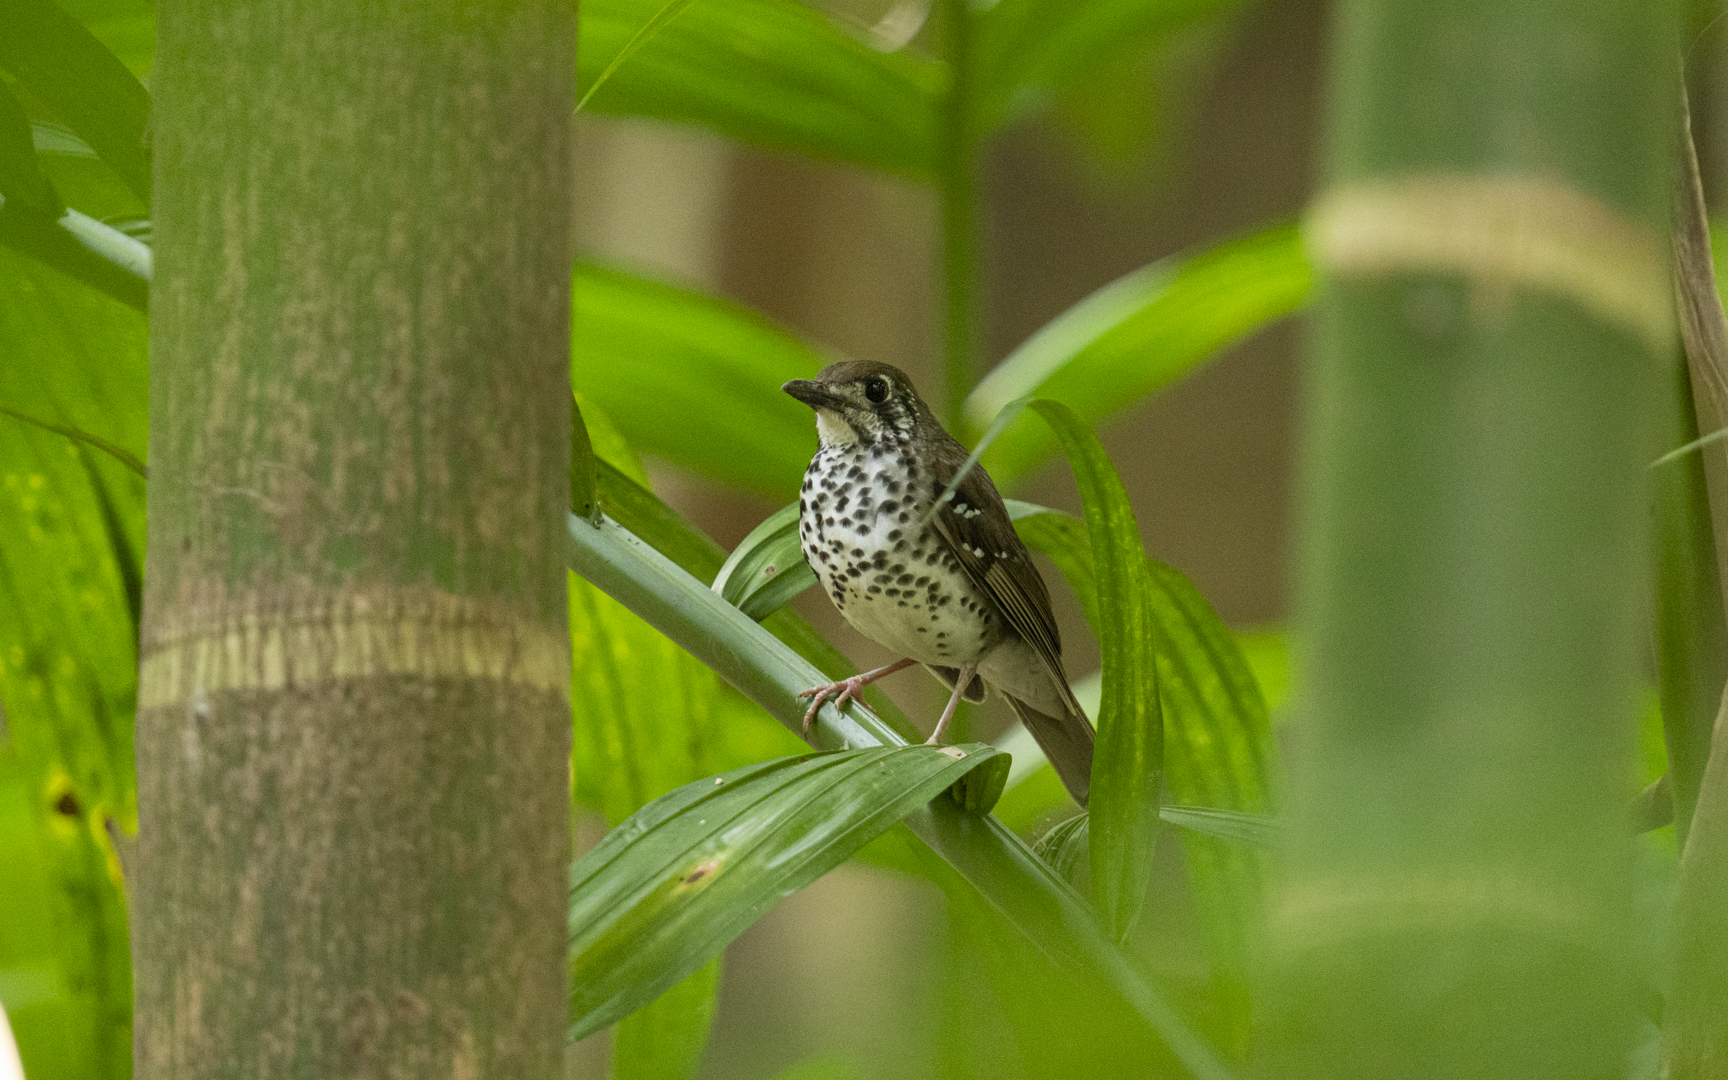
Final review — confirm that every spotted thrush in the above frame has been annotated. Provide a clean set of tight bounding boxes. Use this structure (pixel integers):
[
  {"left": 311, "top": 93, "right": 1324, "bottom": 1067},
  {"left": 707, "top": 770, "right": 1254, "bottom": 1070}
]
[{"left": 783, "top": 361, "right": 1097, "bottom": 806}]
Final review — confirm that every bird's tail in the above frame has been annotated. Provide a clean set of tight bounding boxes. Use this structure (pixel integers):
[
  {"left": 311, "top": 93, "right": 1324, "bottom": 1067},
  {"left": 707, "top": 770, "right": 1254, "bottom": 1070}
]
[{"left": 1005, "top": 693, "right": 1095, "bottom": 807}]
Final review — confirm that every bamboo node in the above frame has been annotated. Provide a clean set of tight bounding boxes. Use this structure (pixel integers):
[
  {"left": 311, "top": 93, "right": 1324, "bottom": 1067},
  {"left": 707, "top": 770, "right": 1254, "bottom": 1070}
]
[
  {"left": 137, "top": 585, "right": 569, "bottom": 708},
  {"left": 1307, "top": 173, "right": 1672, "bottom": 355}
]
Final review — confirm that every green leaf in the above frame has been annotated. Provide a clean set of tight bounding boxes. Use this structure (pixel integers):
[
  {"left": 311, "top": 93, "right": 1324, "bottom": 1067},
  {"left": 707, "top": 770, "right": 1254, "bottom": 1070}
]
[
  {"left": 611, "top": 955, "right": 720, "bottom": 1080},
  {"left": 571, "top": 261, "right": 824, "bottom": 497},
  {"left": 1033, "top": 812, "right": 1091, "bottom": 893},
  {"left": 711, "top": 501, "right": 817, "bottom": 620},
  {"left": 965, "top": 224, "right": 1312, "bottom": 485},
  {"left": 0, "top": 203, "right": 150, "bottom": 312},
  {"left": 970, "top": 0, "right": 1245, "bottom": 135},
  {"left": 569, "top": 743, "right": 1006, "bottom": 1040},
  {"left": 572, "top": 399, "right": 600, "bottom": 523},
  {"left": 0, "top": 243, "right": 144, "bottom": 1080},
  {"left": 1008, "top": 497, "right": 1271, "bottom": 1042},
  {"left": 566, "top": 510, "right": 1235, "bottom": 1080},
  {"left": 0, "top": 0, "right": 151, "bottom": 201},
  {"left": 1023, "top": 400, "right": 1161, "bottom": 944},
  {"left": 579, "top": 0, "right": 944, "bottom": 176},
  {"left": 0, "top": 82, "right": 63, "bottom": 216},
  {"left": 1158, "top": 805, "right": 1278, "bottom": 849}
]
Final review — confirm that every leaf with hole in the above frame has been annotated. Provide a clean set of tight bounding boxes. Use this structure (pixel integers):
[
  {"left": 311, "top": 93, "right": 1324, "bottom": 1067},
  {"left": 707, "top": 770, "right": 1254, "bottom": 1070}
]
[{"left": 568, "top": 743, "right": 1006, "bottom": 1040}]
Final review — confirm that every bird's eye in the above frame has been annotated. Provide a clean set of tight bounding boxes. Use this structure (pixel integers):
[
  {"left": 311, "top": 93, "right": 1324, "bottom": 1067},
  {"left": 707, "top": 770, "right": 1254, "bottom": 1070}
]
[{"left": 864, "top": 377, "right": 890, "bottom": 404}]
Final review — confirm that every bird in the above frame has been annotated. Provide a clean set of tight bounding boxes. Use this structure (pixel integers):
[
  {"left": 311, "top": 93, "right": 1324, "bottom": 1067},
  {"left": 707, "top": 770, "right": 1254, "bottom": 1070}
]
[{"left": 782, "top": 360, "right": 1096, "bottom": 806}]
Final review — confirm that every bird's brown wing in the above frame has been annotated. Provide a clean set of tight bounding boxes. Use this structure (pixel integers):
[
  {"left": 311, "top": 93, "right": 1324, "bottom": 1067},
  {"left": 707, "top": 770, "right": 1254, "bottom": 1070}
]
[{"left": 925, "top": 437, "right": 1086, "bottom": 718}]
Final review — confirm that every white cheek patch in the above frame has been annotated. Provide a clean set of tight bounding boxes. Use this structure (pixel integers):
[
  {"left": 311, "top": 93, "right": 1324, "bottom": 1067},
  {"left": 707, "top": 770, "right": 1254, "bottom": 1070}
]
[{"left": 815, "top": 409, "right": 857, "bottom": 447}]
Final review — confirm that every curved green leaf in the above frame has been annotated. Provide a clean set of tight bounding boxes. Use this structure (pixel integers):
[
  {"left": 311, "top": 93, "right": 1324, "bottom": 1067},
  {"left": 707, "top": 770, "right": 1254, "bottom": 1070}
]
[
  {"left": 0, "top": 82, "right": 63, "bottom": 217},
  {"left": 567, "top": 509, "right": 1236, "bottom": 1080},
  {"left": 579, "top": 0, "right": 943, "bottom": 176},
  {"left": 970, "top": 0, "right": 1243, "bottom": 135},
  {"left": 571, "top": 261, "right": 823, "bottom": 497},
  {"left": 0, "top": 0, "right": 150, "bottom": 201},
  {"left": 569, "top": 743, "right": 1005, "bottom": 1040},
  {"left": 711, "top": 501, "right": 816, "bottom": 620},
  {"left": 1024, "top": 400, "right": 1161, "bottom": 944},
  {"left": 965, "top": 224, "right": 1312, "bottom": 485},
  {"left": 1005, "top": 498, "right": 1272, "bottom": 1041}
]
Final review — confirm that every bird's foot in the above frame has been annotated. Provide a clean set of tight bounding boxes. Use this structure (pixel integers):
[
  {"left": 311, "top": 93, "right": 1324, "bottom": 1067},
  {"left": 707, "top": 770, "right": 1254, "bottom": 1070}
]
[
  {"left": 798, "top": 676, "right": 872, "bottom": 736},
  {"left": 795, "top": 657, "right": 919, "bottom": 737}
]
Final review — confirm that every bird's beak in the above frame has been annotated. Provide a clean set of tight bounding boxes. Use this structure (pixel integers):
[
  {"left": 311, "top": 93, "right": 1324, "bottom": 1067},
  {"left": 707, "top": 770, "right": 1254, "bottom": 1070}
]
[{"left": 782, "top": 379, "right": 850, "bottom": 412}]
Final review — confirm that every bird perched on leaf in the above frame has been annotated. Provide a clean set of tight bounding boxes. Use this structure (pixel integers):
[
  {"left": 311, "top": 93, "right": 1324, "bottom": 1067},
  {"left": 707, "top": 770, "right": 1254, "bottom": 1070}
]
[{"left": 783, "top": 361, "right": 1096, "bottom": 806}]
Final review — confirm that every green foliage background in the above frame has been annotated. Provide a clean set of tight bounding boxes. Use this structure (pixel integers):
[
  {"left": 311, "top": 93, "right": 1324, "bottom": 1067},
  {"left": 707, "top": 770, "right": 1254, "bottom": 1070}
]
[{"left": 0, "top": 0, "right": 1697, "bottom": 1079}]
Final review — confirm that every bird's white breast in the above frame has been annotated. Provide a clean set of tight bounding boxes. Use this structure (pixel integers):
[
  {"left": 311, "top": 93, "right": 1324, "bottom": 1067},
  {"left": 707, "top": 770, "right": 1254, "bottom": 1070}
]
[{"left": 797, "top": 439, "right": 995, "bottom": 667}]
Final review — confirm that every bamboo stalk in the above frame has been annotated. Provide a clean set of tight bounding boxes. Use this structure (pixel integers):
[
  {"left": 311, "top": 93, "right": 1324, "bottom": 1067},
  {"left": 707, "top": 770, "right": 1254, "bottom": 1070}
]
[
  {"left": 1264, "top": 2, "right": 1677, "bottom": 1077},
  {"left": 133, "top": 4, "right": 574, "bottom": 1076}
]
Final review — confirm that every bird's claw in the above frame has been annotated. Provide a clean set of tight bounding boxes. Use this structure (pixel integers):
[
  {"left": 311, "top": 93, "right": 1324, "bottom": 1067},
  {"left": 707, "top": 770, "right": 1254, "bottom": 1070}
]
[{"left": 797, "top": 676, "right": 868, "bottom": 736}]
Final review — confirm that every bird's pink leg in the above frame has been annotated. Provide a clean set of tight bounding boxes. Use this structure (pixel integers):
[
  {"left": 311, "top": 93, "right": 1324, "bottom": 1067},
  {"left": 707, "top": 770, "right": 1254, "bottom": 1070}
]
[
  {"left": 797, "top": 657, "right": 918, "bottom": 735},
  {"left": 925, "top": 664, "right": 977, "bottom": 746}
]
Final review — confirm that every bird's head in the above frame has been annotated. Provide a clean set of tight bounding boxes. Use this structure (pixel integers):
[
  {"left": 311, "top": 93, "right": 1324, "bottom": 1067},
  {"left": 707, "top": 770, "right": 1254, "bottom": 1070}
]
[{"left": 782, "top": 361, "right": 933, "bottom": 449}]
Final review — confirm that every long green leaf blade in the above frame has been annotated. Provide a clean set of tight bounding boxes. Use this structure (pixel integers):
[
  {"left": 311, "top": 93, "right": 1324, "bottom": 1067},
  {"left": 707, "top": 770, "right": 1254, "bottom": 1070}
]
[
  {"left": 579, "top": 0, "right": 943, "bottom": 176},
  {"left": 569, "top": 743, "right": 1005, "bottom": 1040},
  {"left": 965, "top": 225, "right": 1312, "bottom": 485},
  {"left": 0, "top": 0, "right": 151, "bottom": 201},
  {"left": 1025, "top": 400, "right": 1161, "bottom": 943},
  {"left": 1007, "top": 498, "right": 1272, "bottom": 1041},
  {"left": 571, "top": 261, "right": 823, "bottom": 497}
]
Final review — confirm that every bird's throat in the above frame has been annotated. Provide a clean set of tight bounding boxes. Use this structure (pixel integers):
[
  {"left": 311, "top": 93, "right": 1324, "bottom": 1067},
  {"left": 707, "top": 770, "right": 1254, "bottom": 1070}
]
[{"left": 815, "top": 409, "right": 859, "bottom": 448}]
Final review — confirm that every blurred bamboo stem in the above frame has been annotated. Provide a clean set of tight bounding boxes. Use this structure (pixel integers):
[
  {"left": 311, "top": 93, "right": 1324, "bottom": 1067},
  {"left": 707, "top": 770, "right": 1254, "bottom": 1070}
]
[
  {"left": 939, "top": 0, "right": 979, "bottom": 429},
  {"left": 1265, "top": 2, "right": 1675, "bottom": 1077}
]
